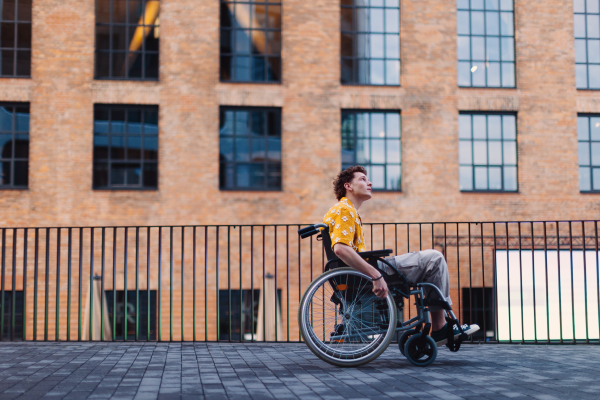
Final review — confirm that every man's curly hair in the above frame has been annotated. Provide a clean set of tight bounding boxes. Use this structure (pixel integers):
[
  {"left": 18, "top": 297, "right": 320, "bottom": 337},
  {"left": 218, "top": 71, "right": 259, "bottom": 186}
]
[{"left": 333, "top": 166, "right": 367, "bottom": 200}]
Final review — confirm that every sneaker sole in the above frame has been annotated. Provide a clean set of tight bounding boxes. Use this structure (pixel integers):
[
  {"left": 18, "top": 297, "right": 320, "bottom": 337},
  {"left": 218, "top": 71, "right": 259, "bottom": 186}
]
[{"left": 434, "top": 324, "right": 480, "bottom": 346}]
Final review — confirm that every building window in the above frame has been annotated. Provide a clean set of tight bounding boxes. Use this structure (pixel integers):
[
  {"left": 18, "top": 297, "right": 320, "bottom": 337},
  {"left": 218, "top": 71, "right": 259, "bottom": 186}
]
[
  {"left": 0, "top": 104, "right": 29, "bottom": 188},
  {"left": 105, "top": 290, "right": 157, "bottom": 340},
  {"left": 220, "top": 0, "right": 281, "bottom": 83},
  {"left": 1, "top": 291, "right": 24, "bottom": 341},
  {"left": 341, "top": 110, "right": 401, "bottom": 191},
  {"left": 0, "top": 0, "right": 31, "bottom": 77},
  {"left": 219, "top": 107, "right": 282, "bottom": 190},
  {"left": 459, "top": 113, "right": 517, "bottom": 192},
  {"left": 341, "top": 0, "right": 400, "bottom": 85},
  {"left": 93, "top": 105, "right": 158, "bottom": 189},
  {"left": 95, "top": 0, "right": 160, "bottom": 80},
  {"left": 457, "top": 0, "right": 515, "bottom": 88},
  {"left": 462, "top": 288, "right": 494, "bottom": 341},
  {"left": 577, "top": 114, "right": 600, "bottom": 191},
  {"left": 575, "top": 0, "right": 600, "bottom": 89}
]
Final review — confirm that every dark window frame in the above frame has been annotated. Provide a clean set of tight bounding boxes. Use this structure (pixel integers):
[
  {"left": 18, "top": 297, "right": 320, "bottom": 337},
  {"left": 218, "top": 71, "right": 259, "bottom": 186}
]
[
  {"left": 219, "top": 106, "right": 282, "bottom": 191},
  {"left": 93, "top": 104, "right": 159, "bottom": 190},
  {"left": 459, "top": 111, "right": 518, "bottom": 193},
  {"left": 0, "top": 0, "right": 32, "bottom": 78},
  {"left": 577, "top": 113, "right": 600, "bottom": 193},
  {"left": 341, "top": 109, "right": 402, "bottom": 192},
  {"left": 94, "top": 0, "right": 160, "bottom": 81},
  {"left": 104, "top": 289, "right": 158, "bottom": 341},
  {"left": 457, "top": 0, "right": 516, "bottom": 88},
  {"left": 1, "top": 290, "right": 24, "bottom": 341},
  {"left": 0, "top": 102, "right": 29, "bottom": 189},
  {"left": 340, "top": 0, "right": 401, "bottom": 86},
  {"left": 219, "top": 0, "right": 282, "bottom": 83},
  {"left": 574, "top": 0, "right": 600, "bottom": 90}
]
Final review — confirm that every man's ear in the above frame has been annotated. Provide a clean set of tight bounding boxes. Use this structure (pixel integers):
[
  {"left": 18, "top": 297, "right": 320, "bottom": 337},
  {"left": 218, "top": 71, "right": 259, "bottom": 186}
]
[{"left": 344, "top": 182, "right": 352, "bottom": 192}]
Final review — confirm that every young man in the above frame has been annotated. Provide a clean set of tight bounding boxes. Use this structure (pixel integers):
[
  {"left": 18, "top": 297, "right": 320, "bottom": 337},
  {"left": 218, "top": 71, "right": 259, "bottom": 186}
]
[{"left": 323, "top": 165, "right": 479, "bottom": 345}]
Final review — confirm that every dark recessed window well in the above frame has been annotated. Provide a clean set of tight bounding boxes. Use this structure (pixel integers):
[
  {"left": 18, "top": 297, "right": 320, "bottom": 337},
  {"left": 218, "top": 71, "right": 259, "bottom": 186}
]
[
  {"left": 577, "top": 114, "right": 600, "bottom": 192},
  {"left": 95, "top": 0, "right": 159, "bottom": 80},
  {"left": 105, "top": 290, "right": 157, "bottom": 340},
  {"left": 220, "top": 0, "right": 281, "bottom": 83},
  {"left": 459, "top": 112, "right": 517, "bottom": 192},
  {"left": 457, "top": 0, "right": 515, "bottom": 88},
  {"left": 0, "top": 0, "right": 31, "bottom": 77},
  {"left": 341, "top": 0, "right": 400, "bottom": 85},
  {"left": 219, "top": 107, "right": 282, "bottom": 190},
  {"left": 574, "top": 0, "right": 600, "bottom": 89},
  {"left": 0, "top": 103, "right": 29, "bottom": 188},
  {"left": 1, "top": 291, "right": 24, "bottom": 341},
  {"left": 341, "top": 110, "right": 401, "bottom": 191},
  {"left": 93, "top": 105, "right": 158, "bottom": 190}
]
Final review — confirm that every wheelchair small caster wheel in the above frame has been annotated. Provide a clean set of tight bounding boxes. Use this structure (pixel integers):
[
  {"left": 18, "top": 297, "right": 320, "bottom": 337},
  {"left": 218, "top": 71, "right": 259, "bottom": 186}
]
[
  {"left": 398, "top": 329, "right": 417, "bottom": 357},
  {"left": 404, "top": 334, "right": 437, "bottom": 367}
]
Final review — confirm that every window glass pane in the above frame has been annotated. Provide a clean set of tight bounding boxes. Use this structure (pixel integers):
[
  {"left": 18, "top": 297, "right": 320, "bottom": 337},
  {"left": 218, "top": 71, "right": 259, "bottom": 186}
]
[
  {"left": 16, "top": 23, "right": 31, "bottom": 49},
  {"left": 485, "top": 0, "right": 499, "bottom": 10},
  {"left": 458, "top": 0, "right": 470, "bottom": 8},
  {"left": 594, "top": 168, "right": 600, "bottom": 190},
  {"left": 251, "top": 138, "right": 266, "bottom": 161},
  {"left": 236, "top": 164, "right": 250, "bottom": 188},
  {"left": 220, "top": 110, "right": 235, "bottom": 135},
  {"left": 457, "top": 11, "right": 470, "bottom": 35},
  {"left": 341, "top": 7, "right": 353, "bottom": 31},
  {"left": 111, "top": 110, "right": 125, "bottom": 134},
  {"left": 471, "top": 36, "right": 485, "bottom": 60},
  {"left": 501, "top": 62, "right": 515, "bottom": 86},
  {"left": 13, "top": 160, "right": 27, "bottom": 186},
  {"left": 143, "top": 163, "right": 158, "bottom": 187},
  {"left": 385, "top": 9, "right": 399, "bottom": 33},
  {"left": 356, "top": 8, "right": 369, "bottom": 32},
  {"left": 143, "top": 111, "right": 158, "bottom": 134},
  {"left": 574, "top": 15, "right": 587, "bottom": 39},
  {"left": 110, "top": 136, "right": 125, "bottom": 160},
  {"left": 589, "top": 65, "right": 600, "bottom": 88},
  {"left": 503, "top": 141, "right": 517, "bottom": 164},
  {"left": 127, "top": 136, "right": 141, "bottom": 160},
  {"left": 0, "top": 134, "right": 11, "bottom": 157},
  {"left": 459, "top": 141, "right": 472, "bottom": 164},
  {"left": 0, "top": 107, "right": 12, "bottom": 131},
  {"left": 127, "top": 110, "right": 142, "bottom": 134},
  {"left": 459, "top": 114, "right": 472, "bottom": 138},
  {"left": 356, "top": 33, "right": 369, "bottom": 58},
  {"left": 386, "top": 139, "right": 400, "bottom": 163},
  {"left": 1, "top": 50, "right": 15, "bottom": 76},
  {"left": 369, "top": 59, "right": 385, "bottom": 84},
  {"left": 457, "top": 36, "right": 470, "bottom": 60},
  {"left": 576, "top": 64, "right": 588, "bottom": 88},
  {"left": 235, "top": 138, "right": 250, "bottom": 161},
  {"left": 371, "top": 139, "right": 385, "bottom": 163},
  {"left": 460, "top": 166, "right": 473, "bottom": 190},
  {"left": 385, "top": 60, "right": 400, "bottom": 84},
  {"left": 341, "top": 34, "right": 353, "bottom": 57},
  {"left": 370, "top": 8, "right": 384, "bottom": 32},
  {"left": 267, "top": 137, "right": 281, "bottom": 161},
  {"left": 488, "top": 167, "right": 502, "bottom": 190},
  {"left": 371, "top": 165, "right": 385, "bottom": 189},
  {"left": 473, "top": 115, "right": 487, "bottom": 139},
  {"left": 578, "top": 116, "right": 590, "bottom": 140},
  {"left": 588, "top": 39, "right": 600, "bottom": 63},
  {"left": 485, "top": 11, "right": 499, "bottom": 35},
  {"left": 267, "top": 164, "right": 281, "bottom": 188},
  {"left": 386, "top": 113, "right": 400, "bottom": 138},
  {"left": 488, "top": 141, "right": 502, "bottom": 165},
  {"left": 472, "top": 61, "right": 486, "bottom": 86},
  {"left": 143, "top": 137, "right": 158, "bottom": 160},
  {"left": 574, "top": 0, "right": 586, "bottom": 13},
  {"left": 502, "top": 115, "right": 516, "bottom": 139},
  {"left": 474, "top": 166, "right": 488, "bottom": 189},
  {"left": 357, "top": 59, "right": 369, "bottom": 83},
  {"left": 488, "top": 115, "right": 501, "bottom": 139},
  {"left": 371, "top": 33, "right": 384, "bottom": 58},
  {"left": 0, "top": 161, "right": 10, "bottom": 185},
  {"left": 14, "top": 108, "right": 28, "bottom": 131},
  {"left": 590, "top": 117, "right": 600, "bottom": 140},
  {"left": 385, "top": 34, "right": 399, "bottom": 58},
  {"left": 386, "top": 165, "right": 401, "bottom": 190},
  {"left": 588, "top": 0, "right": 600, "bottom": 13},
  {"left": 93, "top": 163, "right": 109, "bottom": 188},
  {"left": 267, "top": 6, "right": 281, "bottom": 29},
  {"left": 500, "top": 11, "right": 513, "bottom": 35},
  {"left": 356, "top": 139, "right": 370, "bottom": 163},
  {"left": 473, "top": 141, "right": 487, "bottom": 164},
  {"left": 500, "top": 37, "right": 514, "bottom": 61},
  {"left": 575, "top": 39, "right": 587, "bottom": 64},
  {"left": 471, "top": 11, "right": 484, "bottom": 35},
  {"left": 486, "top": 36, "right": 500, "bottom": 61},
  {"left": 487, "top": 62, "right": 501, "bottom": 86},
  {"left": 371, "top": 113, "right": 385, "bottom": 138},
  {"left": 471, "top": 0, "right": 484, "bottom": 10},
  {"left": 579, "top": 142, "right": 591, "bottom": 165},
  {"left": 588, "top": 15, "right": 600, "bottom": 39},
  {"left": 13, "top": 134, "right": 27, "bottom": 158},
  {"left": 357, "top": 113, "right": 369, "bottom": 137},
  {"left": 580, "top": 167, "right": 591, "bottom": 191},
  {"left": 458, "top": 61, "right": 471, "bottom": 86},
  {"left": 592, "top": 142, "right": 600, "bottom": 165}
]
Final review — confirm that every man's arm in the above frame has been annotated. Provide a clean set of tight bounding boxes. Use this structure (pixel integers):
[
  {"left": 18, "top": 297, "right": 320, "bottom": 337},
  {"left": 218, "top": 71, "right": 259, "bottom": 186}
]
[{"left": 333, "top": 243, "right": 388, "bottom": 299}]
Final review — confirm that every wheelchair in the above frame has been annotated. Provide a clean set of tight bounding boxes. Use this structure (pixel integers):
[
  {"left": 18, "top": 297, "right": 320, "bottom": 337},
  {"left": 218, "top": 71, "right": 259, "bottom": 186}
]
[{"left": 297, "top": 223, "right": 470, "bottom": 367}]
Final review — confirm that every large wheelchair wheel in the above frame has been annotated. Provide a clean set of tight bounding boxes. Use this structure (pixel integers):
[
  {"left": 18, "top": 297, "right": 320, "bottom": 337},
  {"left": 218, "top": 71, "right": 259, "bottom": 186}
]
[{"left": 298, "top": 267, "right": 397, "bottom": 367}]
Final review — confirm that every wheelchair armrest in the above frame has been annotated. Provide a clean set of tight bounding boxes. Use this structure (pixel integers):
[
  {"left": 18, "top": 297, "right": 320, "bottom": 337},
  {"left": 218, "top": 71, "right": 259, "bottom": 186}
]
[{"left": 357, "top": 249, "right": 393, "bottom": 259}]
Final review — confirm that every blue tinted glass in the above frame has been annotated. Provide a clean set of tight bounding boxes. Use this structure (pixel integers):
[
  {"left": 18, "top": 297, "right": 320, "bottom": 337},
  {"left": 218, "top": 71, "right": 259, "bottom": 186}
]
[
  {"left": 578, "top": 117, "right": 590, "bottom": 140},
  {"left": 471, "top": 11, "right": 485, "bottom": 35},
  {"left": 486, "top": 37, "right": 500, "bottom": 61},
  {"left": 500, "top": 12, "right": 513, "bottom": 35},
  {"left": 386, "top": 113, "right": 400, "bottom": 137},
  {"left": 0, "top": 107, "right": 12, "bottom": 131},
  {"left": 460, "top": 166, "right": 473, "bottom": 190},
  {"left": 580, "top": 167, "right": 591, "bottom": 191},
  {"left": 220, "top": 110, "right": 235, "bottom": 135},
  {"left": 457, "top": 11, "right": 470, "bottom": 35},
  {"left": 385, "top": 9, "right": 399, "bottom": 33},
  {"left": 14, "top": 108, "right": 29, "bottom": 132},
  {"left": 221, "top": 137, "right": 234, "bottom": 161},
  {"left": 235, "top": 138, "right": 249, "bottom": 161},
  {"left": 458, "top": 36, "right": 470, "bottom": 60},
  {"left": 579, "top": 142, "right": 591, "bottom": 165},
  {"left": 486, "top": 11, "right": 499, "bottom": 34}
]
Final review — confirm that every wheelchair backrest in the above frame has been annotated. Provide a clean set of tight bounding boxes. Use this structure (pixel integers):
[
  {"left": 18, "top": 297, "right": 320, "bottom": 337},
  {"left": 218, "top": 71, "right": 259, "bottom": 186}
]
[{"left": 319, "top": 226, "right": 338, "bottom": 262}]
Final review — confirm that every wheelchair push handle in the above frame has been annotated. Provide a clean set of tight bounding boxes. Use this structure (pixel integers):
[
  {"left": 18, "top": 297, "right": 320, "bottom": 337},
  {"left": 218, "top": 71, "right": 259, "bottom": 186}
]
[{"left": 298, "top": 223, "right": 327, "bottom": 239}]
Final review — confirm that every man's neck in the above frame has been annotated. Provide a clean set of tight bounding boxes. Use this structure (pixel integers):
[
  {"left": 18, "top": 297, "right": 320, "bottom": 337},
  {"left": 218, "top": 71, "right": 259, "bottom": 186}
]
[{"left": 344, "top": 193, "right": 364, "bottom": 210}]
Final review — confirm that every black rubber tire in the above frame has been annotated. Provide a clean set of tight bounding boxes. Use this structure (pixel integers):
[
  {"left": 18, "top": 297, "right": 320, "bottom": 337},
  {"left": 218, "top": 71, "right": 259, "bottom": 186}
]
[
  {"left": 398, "top": 329, "right": 417, "bottom": 357},
  {"left": 404, "top": 334, "right": 437, "bottom": 367}
]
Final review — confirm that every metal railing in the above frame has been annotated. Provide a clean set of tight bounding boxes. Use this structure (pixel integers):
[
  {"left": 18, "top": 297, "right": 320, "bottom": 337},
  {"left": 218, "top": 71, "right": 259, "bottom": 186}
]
[{"left": 0, "top": 221, "right": 598, "bottom": 344}]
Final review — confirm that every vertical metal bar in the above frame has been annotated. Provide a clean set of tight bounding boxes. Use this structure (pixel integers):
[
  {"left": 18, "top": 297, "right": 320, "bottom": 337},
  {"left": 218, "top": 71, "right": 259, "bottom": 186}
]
[
  {"left": 112, "top": 229, "right": 117, "bottom": 342},
  {"left": 518, "top": 223, "right": 524, "bottom": 343},
  {"left": 136, "top": 227, "right": 139, "bottom": 341},
  {"left": 181, "top": 226, "right": 185, "bottom": 341},
  {"left": 407, "top": 224, "right": 410, "bottom": 320},
  {"left": 505, "top": 222, "right": 511, "bottom": 343},
  {"left": 158, "top": 227, "right": 162, "bottom": 341},
  {"left": 569, "top": 221, "right": 575, "bottom": 342},
  {"left": 12, "top": 229, "right": 17, "bottom": 341},
  {"left": 530, "top": 222, "right": 536, "bottom": 343},
  {"left": 204, "top": 226, "right": 208, "bottom": 342},
  {"left": 216, "top": 226, "right": 220, "bottom": 341},
  {"left": 297, "top": 225, "right": 301, "bottom": 342},
  {"left": 227, "top": 227, "right": 231, "bottom": 342},
  {"left": 286, "top": 226, "right": 289, "bottom": 342},
  {"left": 90, "top": 228, "right": 94, "bottom": 340},
  {"left": 22, "top": 229, "right": 28, "bottom": 341},
  {"left": 480, "top": 223, "right": 485, "bottom": 344},
  {"left": 124, "top": 227, "right": 128, "bottom": 341},
  {"left": 169, "top": 227, "right": 173, "bottom": 342},
  {"left": 44, "top": 229, "right": 49, "bottom": 341},
  {"left": 101, "top": 228, "right": 105, "bottom": 342},
  {"left": 556, "top": 221, "right": 563, "bottom": 343},
  {"left": 468, "top": 223, "right": 472, "bottom": 343},
  {"left": 274, "top": 226, "right": 278, "bottom": 342},
  {"left": 34, "top": 229, "right": 39, "bottom": 341},
  {"left": 262, "top": 226, "right": 265, "bottom": 341},
  {"left": 67, "top": 229, "right": 71, "bottom": 341},
  {"left": 239, "top": 227, "right": 243, "bottom": 342},
  {"left": 1, "top": 229, "right": 5, "bottom": 341},
  {"left": 147, "top": 228, "right": 151, "bottom": 341},
  {"left": 251, "top": 227, "right": 255, "bottom": 341},
  {"left": 78, "top": 228, "right": 83, "bottom": 341},
  {"left": 582, "top": 221, "right": 589, "bottom": 343},
  {"left": 595, "top": 220, "right": 599, "bottom": 344},
  {"left": 457, "top": 223, "right": 461, "bottom": 331},
  {"left": 193, "top": 227, "right": 196, "bottom": 342},
  {"left": 543, "top": 222, "right": 549, "bottom": 343},
  {"left": 54, "top": 229, "right": 59, "bottom": 341},
  {"left": 492, "top": 223, "right": 497, "bottom": 342}
]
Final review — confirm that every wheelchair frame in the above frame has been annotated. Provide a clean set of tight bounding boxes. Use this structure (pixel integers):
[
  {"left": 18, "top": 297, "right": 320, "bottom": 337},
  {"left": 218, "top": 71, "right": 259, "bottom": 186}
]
[{"left": 298, "top": 223, "right": 469, "bottom": 366}]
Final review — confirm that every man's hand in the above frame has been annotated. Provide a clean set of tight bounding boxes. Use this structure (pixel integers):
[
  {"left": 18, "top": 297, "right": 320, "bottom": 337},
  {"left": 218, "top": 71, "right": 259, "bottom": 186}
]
[{"left": 372, "top": 277, "right": 388, "bottom": 299}]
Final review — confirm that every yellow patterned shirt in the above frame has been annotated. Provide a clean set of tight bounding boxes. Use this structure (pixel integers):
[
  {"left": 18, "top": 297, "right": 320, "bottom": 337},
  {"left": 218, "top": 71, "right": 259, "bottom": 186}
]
[{"left": 322, "top": 197, "right": 366, "bottom": 253}]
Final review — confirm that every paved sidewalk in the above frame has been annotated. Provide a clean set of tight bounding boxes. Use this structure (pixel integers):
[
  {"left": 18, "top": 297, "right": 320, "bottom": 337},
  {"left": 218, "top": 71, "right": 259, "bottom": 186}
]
[{"left": 0, "top": 342, "right": 598, "bottom": 400}]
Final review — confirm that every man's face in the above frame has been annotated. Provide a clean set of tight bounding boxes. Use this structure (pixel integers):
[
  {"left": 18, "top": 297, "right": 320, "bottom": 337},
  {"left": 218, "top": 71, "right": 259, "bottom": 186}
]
[{"left": 345, "top": 172, "right": 372, "bottom": 200}]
